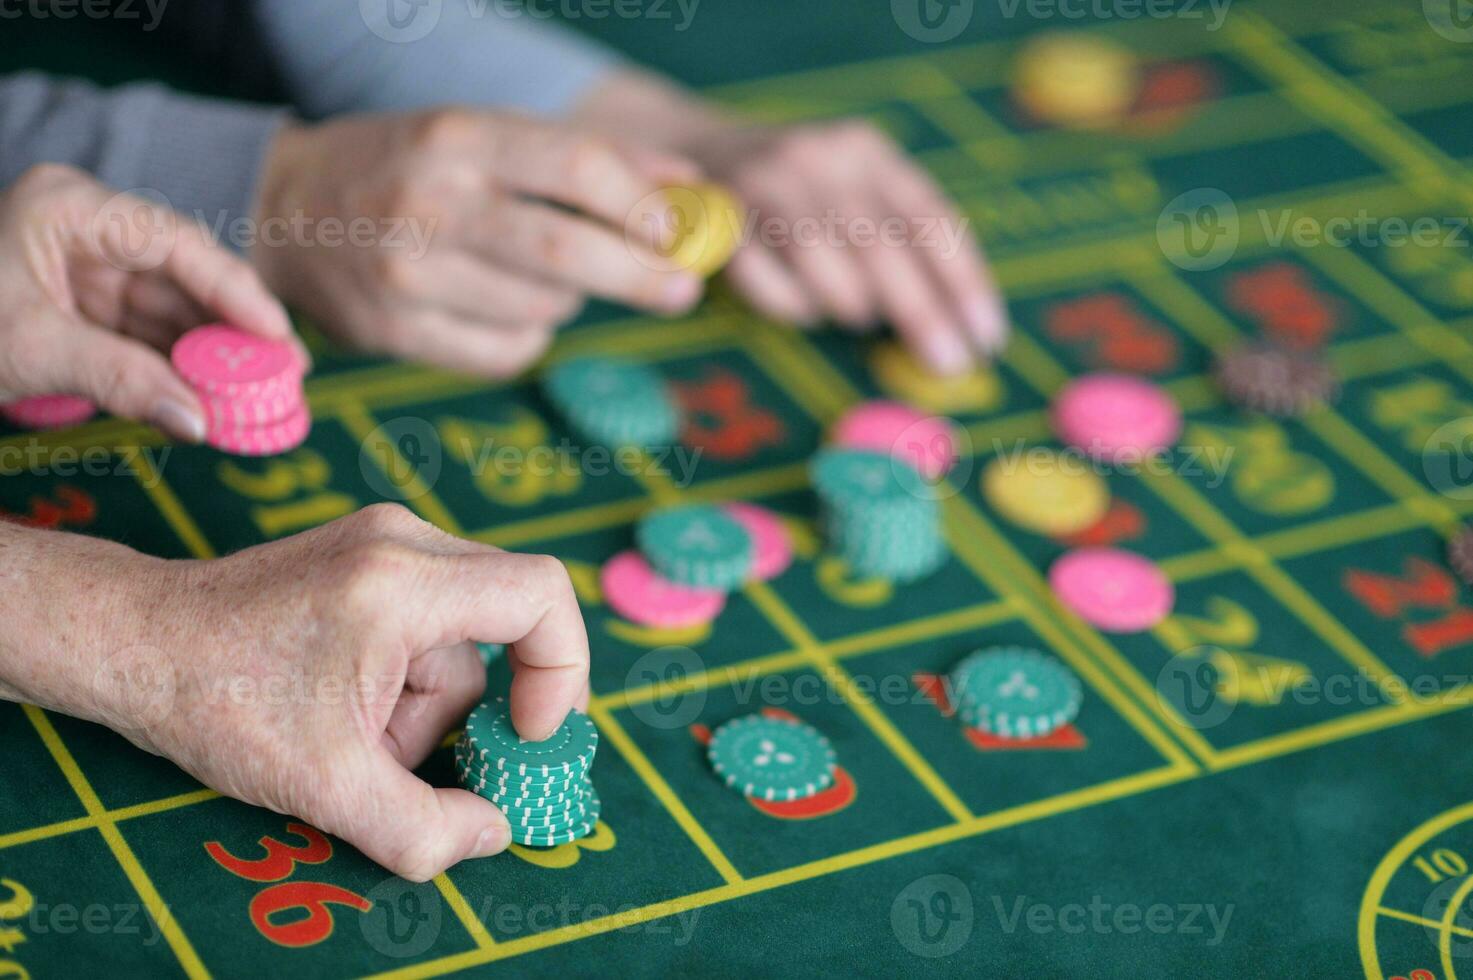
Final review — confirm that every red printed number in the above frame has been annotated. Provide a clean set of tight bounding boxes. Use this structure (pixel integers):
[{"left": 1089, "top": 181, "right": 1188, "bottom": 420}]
[
  {"left": 250, "top": 882, "right": 371, "bottom": 948},
  {"left": 205, "top": 823, "right": 333, "bottom": 883}
]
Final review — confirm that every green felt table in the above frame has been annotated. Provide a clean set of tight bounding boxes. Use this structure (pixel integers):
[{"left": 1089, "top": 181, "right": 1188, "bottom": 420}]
[{"left": 4, "top": 1, "right": 1473, "bottom": 977}]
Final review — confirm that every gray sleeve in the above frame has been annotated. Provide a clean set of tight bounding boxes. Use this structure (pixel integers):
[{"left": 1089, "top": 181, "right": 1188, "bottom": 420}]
[
  {"left": 0, "top": 74, "right": 287, "bottom": 238},
  {"left": 248, "top": 0, "right": 620, "bottom": 119}
]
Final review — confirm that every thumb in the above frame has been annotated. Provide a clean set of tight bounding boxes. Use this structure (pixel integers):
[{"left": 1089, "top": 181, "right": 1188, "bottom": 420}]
[
  {"left": 44, "top": 311, "right": 207, "bottom": 442},
  {"left": 322, "top": 747, "right": 510, "bottom": 882}
]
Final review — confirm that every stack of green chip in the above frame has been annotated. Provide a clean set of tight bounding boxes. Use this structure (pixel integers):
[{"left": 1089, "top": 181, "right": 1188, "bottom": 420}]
[
  {"left": 810, "top": 448, "right": 946, "bottom": 583},
  {"left": 541, "top": 357, "right": 680, "bottom": 448},
  {"left": 455, "top": 697, "right": 601, "bottom": 847},
  {"left": 636, "top": 503, "right": 753, "bottom": 590},
  {"left": 949, "top": 647, "right": 1083, "bottom": 739}
]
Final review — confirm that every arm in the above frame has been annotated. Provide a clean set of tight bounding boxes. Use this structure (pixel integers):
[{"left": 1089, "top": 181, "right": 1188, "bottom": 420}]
[
  {"left": 246, "top": 0, "right": 619, "bottom": 119},
  {"left": 0, "top": 73, "right": 288, "bottom": 245}
]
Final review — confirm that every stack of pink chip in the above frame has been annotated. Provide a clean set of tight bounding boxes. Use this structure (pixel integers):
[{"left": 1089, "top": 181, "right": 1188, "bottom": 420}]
[
  {"left": 171, "top": 324, "right": 311, "bottom": 456},
  {"left": 0, "top": 395, "right": 97, "bottom": 431}
]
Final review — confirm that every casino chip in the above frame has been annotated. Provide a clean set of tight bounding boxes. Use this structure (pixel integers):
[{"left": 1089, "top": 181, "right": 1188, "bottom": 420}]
[
  {"left": 601, "top": 550, "right": 727, "bottom": 628},
  {"left": 830, "top": 400, "right": 959, "bottom": 480},
  {"left": 664, "top": 182, "right": 742, "bottom": 279},
  {"left": 811, "top": 448, "right": 947, "bottom": 583},
  {"left": 723, "top": 502, "right": 794, "bottom": 581},
  {"left": 707, "top": 714, "right": 837, "bottom": 802},
  {"left": 476, "top": 643, "right": 506, "bottom": 666},
  {"left": 0, "top": 395, "right": 96, "bottom": 431},
  {"left": 1012, "top": 33, "right": 1140, "bottom": 130},
  {"left": 456, "top": 698, "right": 602, "bottom": 848},
  {"left": 1214, "top": 342, "right": 1339, "bottom": 417},
  {"left": 1449, "top": 526, "right": 1473, "bottom": 587},
  {"left": 950, "top": 647, "right": 1083, "bottom": 739},
  {"left": 1049, "top": 547, "right": 1174, "bottom": 633},
  {"left": 1052, "top": 373, "right": 1181, "bottom": 465},
  {"left": 638, "top": 503, "right": 754, "bottom": 590},
  {"left": 981, "top": 450, "right": 1109, "bottom": 536},
  {"left": 542, "top": 357, "right": 680, "bottom": 449},
  {"left": 171, "top": 324, "right": 310, "bottom": 456}
]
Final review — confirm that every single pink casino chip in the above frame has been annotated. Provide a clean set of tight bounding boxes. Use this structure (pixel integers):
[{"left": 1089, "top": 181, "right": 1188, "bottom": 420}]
[
  {"left": 723, "top": 502, "right": 794, "bottom": 581},
  {"left": 206, "top": 403, "right": 312, "bottom": 457},
  {"left": 1051, "top": 373, "right": 1181, "bottom": 464},
  {"left": 171, "top": 324, "right": 306, "bottom": 398},
  {"left": 1049, "top": 547, "right": 1174, "bottom": 633},
  {"left": 601, "top": 550, "right": 727, "bottom": 629},
  {"left": 831, "top": 400, "right": 958, "bottom": 480},
  {"left": 0, "top": 395, "right": 96, "bottom": 430}
]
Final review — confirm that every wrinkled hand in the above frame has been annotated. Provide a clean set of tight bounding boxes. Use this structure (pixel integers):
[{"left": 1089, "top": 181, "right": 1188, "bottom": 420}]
[
  {"left": 253, "top": 109, "right": 706, "bottom": 378},
  {"left": 83, "top": 505, "right": 590, "bottom": 880},
  {"left": 692, "top": 121, "right": 1007, "bottom": 375},
  {"left": 0, "top": 164, "right": 295, "bottom": 440}
]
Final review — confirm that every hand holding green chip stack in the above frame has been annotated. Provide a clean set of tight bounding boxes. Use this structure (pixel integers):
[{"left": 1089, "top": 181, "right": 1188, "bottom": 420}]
[
  {"left": 810, "top": 447, "right": 946, "bottom": 583},
  {"left": 541, "top": 356, "right": 681, "bottom": 449},
  {"left": 456, "top": 697, "right": 601, "bottom": 847}
]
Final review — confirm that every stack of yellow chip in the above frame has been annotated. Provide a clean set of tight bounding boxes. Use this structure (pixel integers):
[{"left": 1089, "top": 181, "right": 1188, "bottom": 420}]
[
  {"left": 663, "top": 182, "right": 742, "bottom": 278},
  {"left": 1012, "top": 33, "right": 1141, "bottom": 130}
]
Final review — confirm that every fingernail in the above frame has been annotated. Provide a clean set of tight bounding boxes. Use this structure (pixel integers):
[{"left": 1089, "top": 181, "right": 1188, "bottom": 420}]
[
  {"left": 152, "top": 398, "right": 206, "bottom": 443},
  {"left": 663, "top": 275, "right": 703, "bottom": 312},
  {"left": 965, "top": 298, "right": 1009, "bottom": 353},
  {"left": 471, "top": 822, "right": 510, "bottom": 859},
  {"left": 921, "top": 330, "right": 972, "bottom": 377}
]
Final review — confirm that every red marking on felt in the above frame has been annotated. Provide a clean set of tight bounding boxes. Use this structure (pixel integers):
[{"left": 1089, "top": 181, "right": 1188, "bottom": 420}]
[
  {"left": 1045, "top": 293, "right": 1179, "bottom": 375},
  {"left": 672, "top": 369, "right": 785, "bottom": 461},
  {"left": 913, "top": 672, "right": 954, "bottom": 717},
  {"left": 1060, "top": 500, "right": 1146, "bottom": 548},
  {"left": 1225, "top": 262, "right": 1339, "bottom": 350},
  {"left": 1405, "top": 609, "right": 1473, "bottom": 658},
  {"left": 748, "top": 766, "right": 857, "bottom": 820},
  {"left": 1344, "top": 558, "right": 1458, "bottom": 618},
  {"left": 966, "top": 725, "right": 1087, "bottom": 751}
]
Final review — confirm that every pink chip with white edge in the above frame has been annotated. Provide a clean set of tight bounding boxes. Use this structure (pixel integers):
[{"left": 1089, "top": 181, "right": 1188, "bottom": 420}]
[
  {"left": 723, "top": 502, "right": 793, "bottom": 581},
  {"left": 0, "top": 395, "right": 96, "bottom": 430},
  {"left": 601, "top": 550, "right": 726, "bottom": 629},
  {"left": 206, "top": 404, "right": 311, "bottom": 457},
  {"left": 1048, "top": 547, "right": 1174, "bottom": 633},
  {"left": 1052, "top": 373, "right": 1181, "bottom": 464},
  {"left": 831, "top": 400, "right": 958, "bottom": 479},
  {"left": 171, "top": 324, "right": 305, "bottom": 398}
]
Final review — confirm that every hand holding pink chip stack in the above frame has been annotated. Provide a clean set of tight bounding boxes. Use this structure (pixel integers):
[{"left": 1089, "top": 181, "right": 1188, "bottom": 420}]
[{"left": 170, "top": 324, "right": 311, "bottom": 456}]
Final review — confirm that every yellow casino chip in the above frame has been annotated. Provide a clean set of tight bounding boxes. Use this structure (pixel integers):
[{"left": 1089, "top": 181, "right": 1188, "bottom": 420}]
[
  {"left": 982, "top": 450, "right": 1109, "bottom": 536},
  {"left": 664, "top": 182, "right": 742, "bottom": 278},
  {"left": 1012, "top": 33, "right": 1140, "bottom": 130}
]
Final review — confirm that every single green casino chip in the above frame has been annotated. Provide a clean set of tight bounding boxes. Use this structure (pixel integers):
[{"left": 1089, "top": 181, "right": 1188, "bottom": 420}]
[
  {"left": 707, "top": 714, "right": 836, "bottom": 802},
  {"left": 950, "top": 647, "right": 1083, "bottom": 739},
  {"left": 542, "top": 357, "right": 679, "bottom": 448},
  {"left": 637, "top": 503, "right": 754, "bottom": 590},
  {"left": 810, "top": 448, "right": 930, "bottom": 509},
  {"left": 462, "top": 698, "right": 599, "bottom": 777}
]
